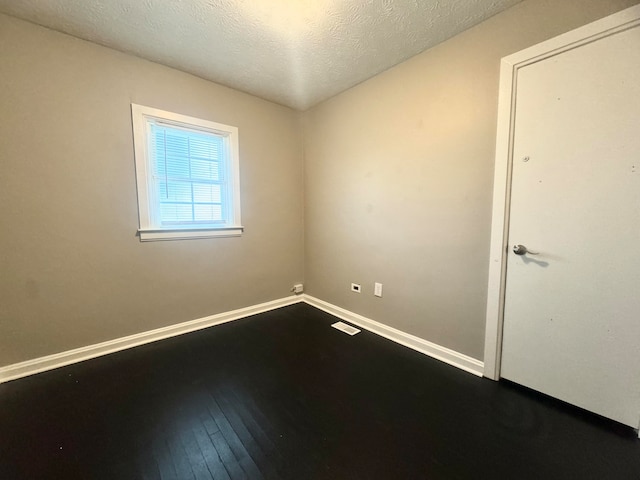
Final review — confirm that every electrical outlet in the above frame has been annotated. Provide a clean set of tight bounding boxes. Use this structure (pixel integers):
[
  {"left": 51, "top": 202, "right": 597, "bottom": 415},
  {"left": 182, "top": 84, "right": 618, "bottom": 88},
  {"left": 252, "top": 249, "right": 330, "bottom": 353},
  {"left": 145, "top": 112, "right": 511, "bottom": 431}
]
[
  {"left": 351, "top": 283, "right": 361, "bottom": 293},
  {"left": 292, "top": 283, "right": 304, "bottom": 294},
  {"left": 374, "top": 282, "right": 383, "bottom": 297}
]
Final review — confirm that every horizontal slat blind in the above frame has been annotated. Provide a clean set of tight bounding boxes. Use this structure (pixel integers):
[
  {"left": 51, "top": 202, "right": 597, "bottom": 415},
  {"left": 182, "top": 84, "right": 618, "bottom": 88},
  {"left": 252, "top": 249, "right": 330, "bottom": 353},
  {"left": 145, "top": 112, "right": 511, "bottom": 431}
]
[{"left": 149, "top": 122, "right": 227, "bottom": 226}]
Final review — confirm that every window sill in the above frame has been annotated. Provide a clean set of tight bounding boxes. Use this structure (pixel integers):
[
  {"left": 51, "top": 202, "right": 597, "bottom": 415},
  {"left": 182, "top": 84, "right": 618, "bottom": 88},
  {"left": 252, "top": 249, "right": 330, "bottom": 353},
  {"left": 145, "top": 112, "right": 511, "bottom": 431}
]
[{"left": 138, "top": 227, "right": 244, "bottom": 242}]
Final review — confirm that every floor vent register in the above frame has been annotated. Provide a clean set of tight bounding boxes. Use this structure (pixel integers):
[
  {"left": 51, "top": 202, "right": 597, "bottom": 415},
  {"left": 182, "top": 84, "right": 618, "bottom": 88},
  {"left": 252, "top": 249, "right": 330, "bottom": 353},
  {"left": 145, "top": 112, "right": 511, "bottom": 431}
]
[{"left": 331, "top": 321, "right": 361, "bottom": 336}]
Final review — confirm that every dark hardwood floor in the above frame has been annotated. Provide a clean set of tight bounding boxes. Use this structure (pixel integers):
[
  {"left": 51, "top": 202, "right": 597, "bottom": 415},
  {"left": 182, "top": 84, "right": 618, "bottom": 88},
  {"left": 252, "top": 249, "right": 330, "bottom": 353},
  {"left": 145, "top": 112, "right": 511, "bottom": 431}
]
[{"left": 1, "top": 303, "right": 638, "bottom": 479}]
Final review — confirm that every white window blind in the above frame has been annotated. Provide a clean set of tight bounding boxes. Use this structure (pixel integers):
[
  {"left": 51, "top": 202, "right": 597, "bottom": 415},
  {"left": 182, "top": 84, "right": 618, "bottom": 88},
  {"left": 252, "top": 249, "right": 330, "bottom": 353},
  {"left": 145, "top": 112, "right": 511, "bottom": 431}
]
[
  {"left": 150, "top": 122, "right": 228, "bottom": 226},
  {"left": 132, "top": 104, "right": 242, "bottom": 241}
]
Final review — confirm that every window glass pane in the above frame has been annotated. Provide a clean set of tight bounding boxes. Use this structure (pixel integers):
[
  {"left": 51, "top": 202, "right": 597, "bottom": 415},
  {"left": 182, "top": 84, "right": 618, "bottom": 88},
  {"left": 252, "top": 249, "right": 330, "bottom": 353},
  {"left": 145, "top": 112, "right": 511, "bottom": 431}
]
[
  {"left": 160, "top": 203, "right": 193, "bottom": 223},
  {"left": 194, "top": 204, "right": 223, "bottom": 222},
  {"left": 193, "top": 183, "right": 221, "bottom": 203},
  {"left": 190, "top": 135, "right": 223, "bottom": 160},
  {"left": 164, "top": 154, "right": 191, "bottom": 179},
  {"left": 164, "top": 131, "right": 189, "bottom": 156},
  {"left": 190, "top": 159, "right": 220, "bottom": 181},
  {"left": 158, "top": 181, "right": 193, "bottom": 202}
]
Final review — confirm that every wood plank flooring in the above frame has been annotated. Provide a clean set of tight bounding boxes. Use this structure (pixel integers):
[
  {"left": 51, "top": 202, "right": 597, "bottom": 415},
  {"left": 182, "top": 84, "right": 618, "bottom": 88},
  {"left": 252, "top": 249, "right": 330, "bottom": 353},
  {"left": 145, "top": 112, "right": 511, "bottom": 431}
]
[{"left": 1, "top": 303, "right": 638, "bottom": 479}]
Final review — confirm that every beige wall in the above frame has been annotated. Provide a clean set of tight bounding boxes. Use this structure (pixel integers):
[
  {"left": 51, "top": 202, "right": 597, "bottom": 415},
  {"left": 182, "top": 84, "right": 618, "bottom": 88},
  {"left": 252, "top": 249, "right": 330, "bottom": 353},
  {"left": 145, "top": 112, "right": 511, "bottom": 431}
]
[
  {"left": 303, "top": 0, "right": 639, "bottom": 360},
  {"left": 0, "top": 14, "right": 304, "bottom": 366}
]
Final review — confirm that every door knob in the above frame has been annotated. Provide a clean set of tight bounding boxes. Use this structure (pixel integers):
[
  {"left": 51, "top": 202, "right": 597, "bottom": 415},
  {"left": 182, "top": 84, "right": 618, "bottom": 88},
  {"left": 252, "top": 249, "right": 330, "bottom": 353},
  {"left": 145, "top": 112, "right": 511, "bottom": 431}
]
[{"left": 513, "top": 244, "right": 538, "bottom": 255}]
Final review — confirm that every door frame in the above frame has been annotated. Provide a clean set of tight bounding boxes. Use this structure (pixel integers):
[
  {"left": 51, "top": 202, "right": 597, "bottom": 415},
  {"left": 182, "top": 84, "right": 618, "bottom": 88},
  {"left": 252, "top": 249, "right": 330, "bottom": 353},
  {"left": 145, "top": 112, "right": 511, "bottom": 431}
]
[{"left": 483, "top": 4, "right": 640, "bottom": 381}]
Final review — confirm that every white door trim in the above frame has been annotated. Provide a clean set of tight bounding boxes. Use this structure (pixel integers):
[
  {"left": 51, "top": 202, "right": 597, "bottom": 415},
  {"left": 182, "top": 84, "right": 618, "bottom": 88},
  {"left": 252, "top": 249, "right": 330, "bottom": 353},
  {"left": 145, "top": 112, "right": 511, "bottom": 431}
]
[{"left": 483, "top": 4, "right": 640, "bottom": 380}]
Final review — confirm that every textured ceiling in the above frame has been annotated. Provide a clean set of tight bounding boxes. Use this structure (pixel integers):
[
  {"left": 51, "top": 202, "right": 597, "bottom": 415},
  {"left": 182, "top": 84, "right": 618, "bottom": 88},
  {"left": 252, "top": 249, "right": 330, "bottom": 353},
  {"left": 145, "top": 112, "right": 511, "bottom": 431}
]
[{"left": 0, "top": 0, "right": 522, "bottom": 110}]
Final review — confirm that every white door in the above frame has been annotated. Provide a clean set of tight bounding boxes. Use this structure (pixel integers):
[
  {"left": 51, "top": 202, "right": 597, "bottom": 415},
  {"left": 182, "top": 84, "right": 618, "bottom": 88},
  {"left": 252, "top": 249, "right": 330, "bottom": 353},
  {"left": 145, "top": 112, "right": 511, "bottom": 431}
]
[{"left": 500, "top": 23, "right": 640, "bottom": 427}]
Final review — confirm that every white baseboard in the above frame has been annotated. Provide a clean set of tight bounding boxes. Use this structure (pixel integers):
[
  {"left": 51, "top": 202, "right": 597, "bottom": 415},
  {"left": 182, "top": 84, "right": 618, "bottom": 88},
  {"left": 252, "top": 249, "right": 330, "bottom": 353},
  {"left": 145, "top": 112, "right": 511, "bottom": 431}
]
[
  {"left": 1, "top": 294, "right": 483, "bottom": 383},
  {"left": 0, "top": 295, "right": 303, "bottom": 384},
  {"left": 303, "top": 295, "right": 484, "bottom": 377}
]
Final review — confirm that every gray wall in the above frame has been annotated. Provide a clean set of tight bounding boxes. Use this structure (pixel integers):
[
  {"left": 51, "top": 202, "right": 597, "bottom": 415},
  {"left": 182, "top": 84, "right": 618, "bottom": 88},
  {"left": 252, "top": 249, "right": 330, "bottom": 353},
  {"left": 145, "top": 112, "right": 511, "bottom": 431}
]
[
  {"left": 0, "top": 14, "right": 304, "bottom": 366},
  {"left": 303, "top": 0, "right": 639, "bottom": 361},
  {"left": 2, "top": 0, "right": 637, "bottom": 369}
]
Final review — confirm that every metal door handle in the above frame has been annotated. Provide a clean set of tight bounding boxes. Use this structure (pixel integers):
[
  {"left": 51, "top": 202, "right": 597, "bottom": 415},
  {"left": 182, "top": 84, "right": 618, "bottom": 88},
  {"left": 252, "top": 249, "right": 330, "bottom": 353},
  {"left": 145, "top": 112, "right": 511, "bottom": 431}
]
[{"left": 513, "top": 244, "right": 538, "bottom": 255}]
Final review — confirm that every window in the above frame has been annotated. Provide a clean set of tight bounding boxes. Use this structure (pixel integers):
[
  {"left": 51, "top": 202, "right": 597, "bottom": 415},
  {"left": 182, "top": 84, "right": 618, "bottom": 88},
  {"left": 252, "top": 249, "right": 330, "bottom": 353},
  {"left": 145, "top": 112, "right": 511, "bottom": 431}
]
[{"left": 131, "top": 104, "right": 242, "bottom": 241}]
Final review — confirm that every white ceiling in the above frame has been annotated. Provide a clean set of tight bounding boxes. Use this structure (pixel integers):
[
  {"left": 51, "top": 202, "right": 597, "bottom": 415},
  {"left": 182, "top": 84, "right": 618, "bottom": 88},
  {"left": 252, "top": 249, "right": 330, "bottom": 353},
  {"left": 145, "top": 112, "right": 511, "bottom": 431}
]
[{"left": 0, "top": 0, "right": 522, "bottom": 110}]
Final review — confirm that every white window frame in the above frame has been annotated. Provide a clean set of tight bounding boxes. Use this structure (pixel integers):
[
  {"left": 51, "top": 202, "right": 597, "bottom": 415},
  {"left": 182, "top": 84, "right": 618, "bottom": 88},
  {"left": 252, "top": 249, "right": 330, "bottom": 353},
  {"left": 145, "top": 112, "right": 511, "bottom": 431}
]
[{"left": 131, "top": 104, "right": 243, "bottom": 241}]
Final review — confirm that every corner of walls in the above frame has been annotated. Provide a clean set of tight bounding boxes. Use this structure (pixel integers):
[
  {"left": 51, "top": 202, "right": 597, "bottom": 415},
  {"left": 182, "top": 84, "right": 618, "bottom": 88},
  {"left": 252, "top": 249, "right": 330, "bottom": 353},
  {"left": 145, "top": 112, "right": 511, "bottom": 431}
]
[
  {"left": 0, "top": 296, "right": 304, "bottom": 384},
  {"left": 297, "top": 0, "right": 640, "bottom": 372},
  {"left": 0, "top": 14, "right": 305, "bottom": 367},
  {"left": 303, "top": 295, "right": 484, "bottom": 377},
  {"left": 298, "top": 110, "right": 308, "bottom": 290},
  {"left": 0, "top": 294, "right": 483, "bottom": 384}
]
